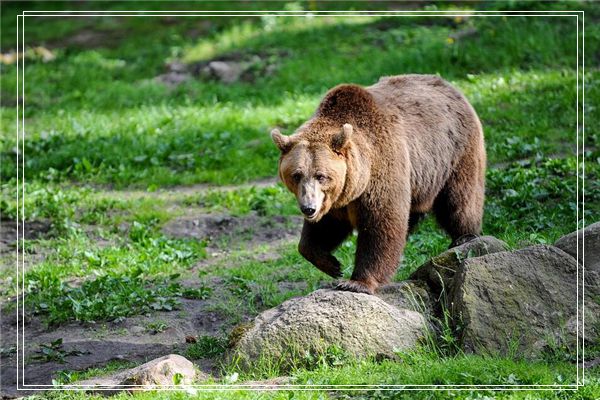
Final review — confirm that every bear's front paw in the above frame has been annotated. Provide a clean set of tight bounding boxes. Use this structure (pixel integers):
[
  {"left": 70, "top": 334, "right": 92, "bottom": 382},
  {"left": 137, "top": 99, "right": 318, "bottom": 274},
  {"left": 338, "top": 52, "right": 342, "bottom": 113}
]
[
  {"left": 320, "top": 255, "right": 342, "bottom": 278},
  {"left": 336, "top": 280, "right": 374, "bottom": 295}
]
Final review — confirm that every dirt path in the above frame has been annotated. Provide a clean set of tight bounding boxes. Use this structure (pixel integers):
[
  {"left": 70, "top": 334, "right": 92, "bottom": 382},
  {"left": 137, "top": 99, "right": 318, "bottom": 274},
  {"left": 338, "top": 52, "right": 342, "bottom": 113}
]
[{"left": 91, "top": 177, "right": 278, "bottom": 202}]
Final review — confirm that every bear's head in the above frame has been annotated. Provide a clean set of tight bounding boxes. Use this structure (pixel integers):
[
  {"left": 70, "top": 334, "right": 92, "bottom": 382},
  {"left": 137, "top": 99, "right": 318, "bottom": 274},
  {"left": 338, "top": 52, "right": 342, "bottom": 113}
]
[
  {"left": 271, "top": 84, "right": 378, "bottom": 222},
  {"left": 271, "top": 123, "right": 355, "bottom": 223}
]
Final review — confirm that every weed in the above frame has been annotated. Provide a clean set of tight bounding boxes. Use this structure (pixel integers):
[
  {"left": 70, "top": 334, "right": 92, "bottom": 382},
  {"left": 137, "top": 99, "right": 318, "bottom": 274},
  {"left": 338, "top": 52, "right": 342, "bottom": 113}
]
[
  {"left": 25, "top": 269, "right": 195, "bottom": 324},
  {"left": 181, "top": 285, "right": 213, "bottom": 300},
  {"left": 145, "top": 320, "right": 169, "bottom": 334},
  {"left": 54, "top": 360, "right": 138, "bottom": 384},
  {"left": 32, "top": 339, "right": 86, "bottom": 364}
]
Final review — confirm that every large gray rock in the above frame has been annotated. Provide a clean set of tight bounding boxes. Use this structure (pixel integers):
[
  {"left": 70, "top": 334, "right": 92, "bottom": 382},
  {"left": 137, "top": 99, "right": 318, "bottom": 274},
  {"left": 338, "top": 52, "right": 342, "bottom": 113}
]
[
  {"left": 555, "top": 221, "right": 600, "bottom": 273},
  {"left": 553, "top": 222, "right": 599, "bottom": 307},
  {"left": 234, "top": 289, "right": 428, "bottom": 365},
  {"left": 410, "top": 236, "right": 508, "bottom": 295},
  {"left": 376, "top": 280, "right": 433, "bottom": 314},
  {"left": 452, "top": 245, "right": 599, "bottom": 358}
]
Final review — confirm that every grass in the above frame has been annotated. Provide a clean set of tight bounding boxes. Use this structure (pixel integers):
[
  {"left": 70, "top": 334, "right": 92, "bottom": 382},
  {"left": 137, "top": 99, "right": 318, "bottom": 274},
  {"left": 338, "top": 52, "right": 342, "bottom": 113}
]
[
  {"left": 184, "top": 335, "right": 229, "bottom": 360},
  {"left": 1, "top": 3, "right": 598, "bottom": 187},
  {"left": 1, "top": 0, "right": 599, "bottom": 398}
]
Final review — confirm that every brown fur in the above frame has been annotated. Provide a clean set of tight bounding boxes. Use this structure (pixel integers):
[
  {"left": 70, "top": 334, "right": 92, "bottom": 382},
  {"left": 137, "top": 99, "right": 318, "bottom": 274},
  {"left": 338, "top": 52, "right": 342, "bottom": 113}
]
[{"left": 272, "top": 74, "right": 486, "bottom": 294}]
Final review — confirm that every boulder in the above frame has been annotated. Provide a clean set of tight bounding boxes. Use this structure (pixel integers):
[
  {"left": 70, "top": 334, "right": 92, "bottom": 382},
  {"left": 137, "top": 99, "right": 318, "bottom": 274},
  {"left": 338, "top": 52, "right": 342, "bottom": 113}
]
[
  {"left": 554, "top": 221, "right": 600, "bottom": 274},
  {"left": 78, "top": 354, "right": 203, "bottom": 392},
  {"left": 410, "top": 236, "right": 508, "bottom": 296},
  {"left": 452, "top": 245, "right": 599, "bottom": 358},
  {"left": 234, "top": 289, "right": 428, "bottom": 366},
  {"left": 376, "top": 280, "right": 433, "bottom": 314}
]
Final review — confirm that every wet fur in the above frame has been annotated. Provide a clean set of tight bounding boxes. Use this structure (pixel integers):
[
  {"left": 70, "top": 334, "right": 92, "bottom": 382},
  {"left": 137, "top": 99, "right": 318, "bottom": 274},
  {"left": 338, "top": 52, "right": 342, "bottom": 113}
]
[{"left": 276, "top": 74, "right": 486, "bottom": 294}]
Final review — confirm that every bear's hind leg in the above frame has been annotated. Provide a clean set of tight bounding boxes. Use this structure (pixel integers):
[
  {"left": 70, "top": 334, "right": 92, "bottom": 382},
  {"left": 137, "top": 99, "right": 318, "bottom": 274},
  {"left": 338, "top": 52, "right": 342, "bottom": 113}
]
[
  {"left": 299, "top": 215, "right": 353, "bottom": 278},
  {"left": 408, "top": 212, "right": 425, "bottom": 236},
  {"left": 433, "top": 144, "right": 485, "bottom": 246}
]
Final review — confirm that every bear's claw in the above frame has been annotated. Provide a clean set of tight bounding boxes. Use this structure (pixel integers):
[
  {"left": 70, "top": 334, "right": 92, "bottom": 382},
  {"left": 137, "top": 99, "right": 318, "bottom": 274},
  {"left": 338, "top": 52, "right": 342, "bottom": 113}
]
[
  {"left": 326, "top": 268, "right": 343, "bottom": 279},
  {"left": 335, "top": 280, "right": 374, "bottom": 295}
]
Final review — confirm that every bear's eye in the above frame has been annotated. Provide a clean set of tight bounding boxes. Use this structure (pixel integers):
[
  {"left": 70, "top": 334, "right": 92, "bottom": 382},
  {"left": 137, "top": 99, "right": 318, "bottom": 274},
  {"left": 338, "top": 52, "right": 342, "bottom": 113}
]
[
  {"left": 315, "top": 174, "right": 328, "bottom": 183},
  {"left": 292, "top": 172, "right": 303, "bottom": 183}
]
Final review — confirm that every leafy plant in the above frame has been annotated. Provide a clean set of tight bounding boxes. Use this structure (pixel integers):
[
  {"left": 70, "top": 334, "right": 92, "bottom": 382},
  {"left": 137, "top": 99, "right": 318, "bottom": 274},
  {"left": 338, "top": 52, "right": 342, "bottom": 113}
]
[
  {"left": 145, "top": 321, "right": 169, "bottom": 334},
  {"left": 32, "top": 339, "right": 85, "bottom": 364},
  {"left": 26, "top": 269, "right": 191, "bottom": 324}
]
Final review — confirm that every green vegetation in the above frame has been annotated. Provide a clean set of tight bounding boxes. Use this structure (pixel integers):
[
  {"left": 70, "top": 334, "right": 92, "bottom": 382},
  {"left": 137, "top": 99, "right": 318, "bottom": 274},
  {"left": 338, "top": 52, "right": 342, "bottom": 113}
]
[
  {"left": 185, "top": 335, "right": 229, "bottom": 359},
  {"left": 26, "top": 269, "right": 191, "bottom": 325},
  {"left": 31, "top": 339, "right": 85, "bottom": 364},
  {"left": 1, "top": 0, "right": 598, "bottom": 398}
]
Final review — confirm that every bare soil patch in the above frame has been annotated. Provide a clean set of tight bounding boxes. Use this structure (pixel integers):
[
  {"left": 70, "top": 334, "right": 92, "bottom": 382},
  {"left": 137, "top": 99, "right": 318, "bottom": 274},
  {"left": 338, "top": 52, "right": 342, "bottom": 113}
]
[
  {"left": 162, "top": 212, "right": 302, "bottom": 253},
  {"left": 92, "top": 176, "right": 278, "bottom": 202},
  {"left": 0, "top": 219, "right": 52, "bottom": 253},
  {"left": 0, "top": 295, "right": 237, "bottom": 398}
]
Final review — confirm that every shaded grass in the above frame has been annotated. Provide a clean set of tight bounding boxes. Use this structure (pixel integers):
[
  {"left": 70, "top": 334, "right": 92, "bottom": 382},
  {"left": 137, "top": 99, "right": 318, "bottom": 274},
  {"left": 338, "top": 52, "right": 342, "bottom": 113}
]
[{"left": 1, "top": 5, "right": 597, "bottom": 187}]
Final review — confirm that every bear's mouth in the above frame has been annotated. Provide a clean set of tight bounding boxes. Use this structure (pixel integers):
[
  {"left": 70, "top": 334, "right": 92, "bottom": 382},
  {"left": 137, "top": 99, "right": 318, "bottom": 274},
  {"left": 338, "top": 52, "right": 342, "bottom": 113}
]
[{"left": 304, "top": 213, "right": 318, "bottom": 222}]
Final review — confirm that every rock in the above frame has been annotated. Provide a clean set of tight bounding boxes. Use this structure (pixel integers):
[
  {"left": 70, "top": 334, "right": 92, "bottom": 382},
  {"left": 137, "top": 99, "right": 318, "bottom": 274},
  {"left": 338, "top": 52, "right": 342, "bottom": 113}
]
[
  {"left": 233, "top": 289, "right": 427, "bottom": 366},
  {"left": 449, "top": 27, "right": 478, "bottom": 41},
  {"left": 452, "top": 245, "right": 600, "bottom": 358},
  {"left": 554, "top": 221, "right": 600, "bottom": 273},
  {"left": 410, "top": 236, "right": 508, "bottom": 296},
  {"left": 376, "top": 280, "right": 433, "bottom": 313},
  {"left": 118, "top": 354, "right": 196, "bottom": 387},
  {"left": 154, "top": 71, "right": 191, "bottom": 87},
  {"left": 129, "top": 326, "right": 145, "bottom": 335},
  {"left": 78, "top": 354, "right": 202, "bottom": 392},
  {"left": 201, "top": 61, "right": 244, "bottom": 84}
]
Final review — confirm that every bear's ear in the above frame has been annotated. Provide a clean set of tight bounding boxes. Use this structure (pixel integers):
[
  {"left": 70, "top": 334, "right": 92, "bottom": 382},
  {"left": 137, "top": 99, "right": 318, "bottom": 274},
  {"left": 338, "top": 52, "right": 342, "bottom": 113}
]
[
  {"left": 331, "top": 123, "right": 353, "bottom": 152},
  {"left": 271, "top": 128, "right": 293, "bottom": 153}
]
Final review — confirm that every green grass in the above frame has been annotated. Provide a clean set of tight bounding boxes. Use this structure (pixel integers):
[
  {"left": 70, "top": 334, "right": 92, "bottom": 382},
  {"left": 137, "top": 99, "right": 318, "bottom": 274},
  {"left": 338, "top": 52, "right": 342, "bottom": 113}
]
[
  {"left": 1, "top": 2, "right": 598, "bottom": 187},
  {"left": 1, "top": 1, "right": 599, "bottom": 398},
  {"left": 184, "top": 335, "right": 229, "bottom": 360}
]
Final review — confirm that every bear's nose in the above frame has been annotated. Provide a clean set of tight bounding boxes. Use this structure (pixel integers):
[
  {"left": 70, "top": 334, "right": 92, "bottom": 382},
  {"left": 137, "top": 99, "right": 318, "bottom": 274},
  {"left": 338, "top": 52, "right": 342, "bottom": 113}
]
[{"left": 300, "top": 206, "right": 316, "bottom": 216}]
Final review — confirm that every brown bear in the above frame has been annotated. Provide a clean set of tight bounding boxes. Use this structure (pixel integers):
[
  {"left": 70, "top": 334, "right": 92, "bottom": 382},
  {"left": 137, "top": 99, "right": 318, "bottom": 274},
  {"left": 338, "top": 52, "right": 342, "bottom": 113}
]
[{"left": 271, "top": 74, "right": 486, "bottom": 295}]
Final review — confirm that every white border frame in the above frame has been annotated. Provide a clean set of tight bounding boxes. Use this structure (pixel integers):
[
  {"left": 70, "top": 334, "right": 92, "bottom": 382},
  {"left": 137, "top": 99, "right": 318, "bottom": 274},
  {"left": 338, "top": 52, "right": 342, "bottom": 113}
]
[{"left": 10, "top": 7, "right": 586, "bottom": 393}]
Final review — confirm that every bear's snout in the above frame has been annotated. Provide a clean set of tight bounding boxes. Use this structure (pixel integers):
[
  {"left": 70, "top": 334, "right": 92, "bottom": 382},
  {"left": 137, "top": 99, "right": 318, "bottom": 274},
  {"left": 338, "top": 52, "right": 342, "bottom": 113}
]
[{"left": 300, "top": 205, "right": 317, "bottom": 217}]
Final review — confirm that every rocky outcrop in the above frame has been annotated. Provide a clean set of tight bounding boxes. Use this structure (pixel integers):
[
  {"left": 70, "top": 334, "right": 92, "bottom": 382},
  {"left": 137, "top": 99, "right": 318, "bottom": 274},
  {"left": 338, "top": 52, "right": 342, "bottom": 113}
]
[
  {"left": 410, "top": 236, "right": 508, "bottom": 296},
  {"left": 233, "top": 225, "right": 600, "bottom": 364},
  {"left": 375, "top": 280, "right": 433, "bottom": 314},
  {"left": 233, "top": 289, "right": 428, "bottom": 366},
  {"left": 451, "top": 245, "right": 599, "bottom": 357},
  {"left": 555, "top": 221, "right": 600, "bottom": 300},
  {"left": 554, "top": 221, "right": 600, "bottom": 274}
]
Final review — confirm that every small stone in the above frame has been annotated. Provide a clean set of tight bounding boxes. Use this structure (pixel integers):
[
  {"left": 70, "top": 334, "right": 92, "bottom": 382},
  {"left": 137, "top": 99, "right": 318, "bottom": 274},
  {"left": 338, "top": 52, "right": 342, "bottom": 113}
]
[
  {"left": 118, "top": 354, "right": 195, "bottom": 388},
  {"left": 129, "top": 326, "right": 145, "bottom": 335},
  {"left": 185, "top": 335, "right": 197, "bottom": 343},
  {"left": 77, "top": 354, "right": 208, "bottom": 393},
  {"left": 203, "top": 61, "right": 244, "bottom": 84}
]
